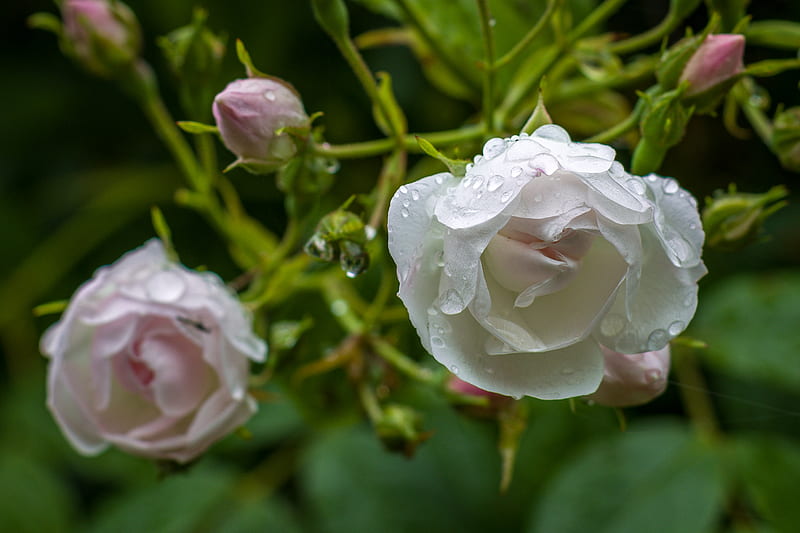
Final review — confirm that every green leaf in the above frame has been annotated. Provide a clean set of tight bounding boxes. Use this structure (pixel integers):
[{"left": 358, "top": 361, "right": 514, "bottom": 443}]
[
  {"left": 416, "top": 136, "right": 469, "bottom": 176},
  {"left": 311, "top": 0, "right": 350, "bottom": 42},
  {"left": 0, "top": 451, "right": 74, "bottom": 533},
  {"left": 210, "top": 497, "right": 305, "bottom": 533},
  {"left": 730, "top": 436, "right": 800, "bottom": 533},
  {"left": 235, "top": 39, "right": 267, "bottom": 78},
  {"left": 86, "top": 464, "right": 235, "bottom": 533},
  {"left": 176, "top": 121, "right": 219, "bottom": 135},
  {"left": 527, "top": 421, "right": 726, "bottom": 533},
  {"left": 27, "top": 12, "right": 62, "bottom": 36},
  {"left": 690, "top": 272, "right": 800, "bottom": 392},
  {"left": 372, "top": 71, "right": 407, "bottom": 136},
  {"left": 747, "top": 20, "right": 800, "bottom": 50}
]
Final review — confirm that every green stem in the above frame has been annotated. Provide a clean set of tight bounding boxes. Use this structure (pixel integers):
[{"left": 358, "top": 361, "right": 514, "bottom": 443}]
[
  {"left": 673, "top": 347, "right": 721, "bottom": 443},
  {"left": 493, "top": 0, "right": 558, "bottom": 70},
  {"left": 477, "top": 0, "right": 497, "bottom": 134},
  {"left": 609, "top": 15, "right": 677, "bottom": 55},
  {"left": 313, "top": 124, "right": 484, "bottom": 159},
  {"left": 583, "top": 103, "right": 643, "bottom": 143},
  {"left": 734, "top": 81, "right": 774, "bottom": 147},
  {"left": 395, "top": 0, "right": 480, "bottom": 94},
  {"left": 357, "top": 381, "right": 384, "bottom": 423},
  {"left": 369, "top": 336, "right": 439, "bottom": 386},
  {"left": 498, "top": 0, "right": 630, "bottom": 125}
]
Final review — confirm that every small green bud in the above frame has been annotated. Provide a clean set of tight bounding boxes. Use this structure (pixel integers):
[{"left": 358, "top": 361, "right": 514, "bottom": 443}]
[
  {"left": 311, "top": 0, "right": 350, "bottom": 42},
  {"left": 158, "top": 9, "right": 225, "bottom": 86},
  {"left": 772, "top": 107, "right": 800, "bottom": 173},
  {"left": 304, "top": 205, "right": 372, "bottom": 277},
  {"left": 639, "top": 88, "right": 693, "bottom": 148},
  {"left": 702, "top": 185, "right": 788, "bottom": 251},
  {"left": 375, "top": 404, "right": 428, "bottom": 457}
]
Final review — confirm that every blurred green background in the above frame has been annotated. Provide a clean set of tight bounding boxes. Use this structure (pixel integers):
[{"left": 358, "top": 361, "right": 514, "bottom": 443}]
[{"left": 2, "top": 1, "right": 800, "bottom": 531}]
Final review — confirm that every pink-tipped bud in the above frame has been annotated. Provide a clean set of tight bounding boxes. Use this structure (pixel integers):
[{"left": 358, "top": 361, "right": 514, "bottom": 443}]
[
  {"left": 679, "top": 34, "right": 745, "bottom": 98},
  {"left": 585, "top": 346, "right": 671, "bottom": 407},
  {"left": 61, "top": 0, "right": 141, "bottom": 77},
  {"left": 212, "top": 78, "right": 310, "bottom": 174}
]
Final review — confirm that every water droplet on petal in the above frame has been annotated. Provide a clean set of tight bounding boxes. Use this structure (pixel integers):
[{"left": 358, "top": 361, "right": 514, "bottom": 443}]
[
  {"left": 472, "top": 176, "right": 485, "bottom": 189},
  {"left": 511, "top": 394, "right": 523, "bottom": 400},
  {"left": 560, "top": 367, "right": 575, "bottom": 375},
  {"left": 626, "top": 177, "right": 646, "bottom": 195},
  {"left": 645, "top": 369, "right": 662, "bottom": 384},
  {"left": 411, "top": 189, "right": 420, "bottom": 201},
  {"left": 402, "top": 198, "right": 410, "bottom": 208},
  {"left": 668, "top": 320, "right": 685, "bottom": 336},
  {"left": 435, "top": 175, "right": 444, "bottom": 184},
  {"left": 364, "top": 225, "right": 377, "bottom": 240},
  {"left": 449, "top": 364, "right": 459, "bottom": 374},
  {"left": 485, "top": 367, "right": 495, "bottom": 374},
  {"left": 432, "top": 336, "right": 446, "bottom": 348},
  {"left": 662, "top": 179, "right": 679, "bottom": 194},
  {"left": 487, "top": 175, "right": 504, "bottom": 191},
  {"left": 146, "top": 270, "right": 185, "bottom": 303},
  {"left": 465, "top": 163, "right": 474, "bottom": 172},
  {"left": 440, "top": 289, "right": 465, "bottom": 314},
  {"left": 500, "top": 190, "right": 513, "bottom": 203},
  {"left": 600, "top": 313, "right": 626, "bottom": 336},
  {"left": 647, "top": 329, "right": 668, "bottom": 351},
  {"left": 510, "top": 166, "right": 523, "bottom": 178},
  {"left": 401, "top": 208, "right": 409, "bottom": 218},
  {"left": 263, "top": 90, "right": 277, "bottom": 101},
  {"left": 399, "top": 185, "right": 408, "bottom": 194},
  {"left": 482, "top": 137, "right": 506, "bottom": 159},
  {"left": 462, "top": 176, "right": 474, "bottom": 188},
  {"left": 427, "top": 307, "right": 439, "bottom": 317}
]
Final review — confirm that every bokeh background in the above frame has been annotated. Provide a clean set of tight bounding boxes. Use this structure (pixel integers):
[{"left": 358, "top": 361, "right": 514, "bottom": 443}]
[{"left": 2, "top": 1, "right": 800, "bottom": 531}]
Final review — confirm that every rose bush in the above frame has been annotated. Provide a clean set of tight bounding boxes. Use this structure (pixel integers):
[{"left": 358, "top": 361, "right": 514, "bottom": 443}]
[
  {"left": 40, "top": 240, "right": 266, "bottom": 462},
  {"left": 388, "top": 125, "right": 705, "bottom": 400}
]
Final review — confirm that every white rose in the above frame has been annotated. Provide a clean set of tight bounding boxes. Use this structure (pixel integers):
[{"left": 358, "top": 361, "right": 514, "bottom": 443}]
[
  {"left": 387, "top": 125, "right": 705, "bottom": 400},
  {"left": 41, "top": 240, "right": 266, "bottom": 462}
]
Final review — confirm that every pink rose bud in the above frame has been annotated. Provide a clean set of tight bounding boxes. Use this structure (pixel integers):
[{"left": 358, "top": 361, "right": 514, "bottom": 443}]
[
  {"left": 448, "top": 375, "right": 503, "bottom": 398},
  {"left": 212, "top": 78, "right": 310, "bottom": 174},
  {"left": 585, "top": 346, "right": 671, "bottom": 407},
  {"left": 40, "top": 240, "right": 266, "bottom": 463},
  {"left": 679, "top": 34, "right": 745, "bottom": 98},
  {"left": 61, "top": 0, "right": 141, "bottom": 77}
]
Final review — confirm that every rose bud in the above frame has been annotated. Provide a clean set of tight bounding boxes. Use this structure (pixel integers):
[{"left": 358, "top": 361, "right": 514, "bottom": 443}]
[
  {"left": 388, "top": 125, "right": 706, "bottom": 400},
  {"left": 702, "top": 185, "right": 788, "bottom": 251},
  {"left": 61, "top": 0, "right": 141, "bottom": 77},
  {"left": 585, "top": 346, "right": 671, "bottom": 407},
  {"left": 212, "top": 78, "right": 310, "bottom": 174},
  {"left": 40, "top": 240, "right": 266, "bottom": 463},
  {"left": 679, "top": 34, "right": 745, "bottom": 110}
]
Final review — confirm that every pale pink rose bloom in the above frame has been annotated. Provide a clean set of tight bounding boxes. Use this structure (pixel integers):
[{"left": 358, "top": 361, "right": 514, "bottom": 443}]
[
  {"left": 586, "top": 346, "right": 671, "bottom": 407},
  {"left": 41, "top": 240, "right": 266, "bottom": 463},
  {"left": 61, "top": 0, "right": 140, "bottom": 75},
  {"left": 213, "top": 78, "right": 309, "bottom": 173},
  {"left": 680, "top": 34, "right": 745, "bottom": 97}
]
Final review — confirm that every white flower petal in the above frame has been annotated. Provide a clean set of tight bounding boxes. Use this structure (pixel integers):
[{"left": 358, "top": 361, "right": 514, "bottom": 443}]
[{"left": 47, "top": 360, "right": 107, "bottom": 455}]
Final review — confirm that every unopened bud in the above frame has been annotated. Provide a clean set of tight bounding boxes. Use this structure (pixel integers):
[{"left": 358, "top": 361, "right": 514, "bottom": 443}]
[
  {"left": 375, "top": 404, "right": 428, "bottom": 457},
  {"left": 61, "top": 0, "right": 141, "bottom": 77},
  {"left": 158, "top": 9, "right": 225, "bottom": 87},
  {"left": 585, "top": 346, "right": 671, "bottom": 407},
  {"left": 703, "top": 185, "right": 788, "bottom": 251},
  {"left": 305, "top": 207, "right": 371, "bottom": 277},
  {"left": 772, "top": 107, "right": 800, "bottom": 173},
  {"left": 679, "top": 34, "right": 745, "bottom": 111},
  {"left": 632, "top": 88, "right": 693, "bottom": 174},
  {"left": 213, "top": 78, "right": 310, "bottom": 174}
]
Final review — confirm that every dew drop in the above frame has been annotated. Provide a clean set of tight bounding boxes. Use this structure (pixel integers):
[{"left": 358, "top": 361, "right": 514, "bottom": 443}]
[
  {"left": 472, "top": 176, "right": 485, "bottom": 189},
  {"left": 401, "top": 208, "right": 409, "bottom": 218},
  {"left": 500, "top": 190, "right": 513, "bottom": 203},
  {"left": 432, "top": 336, "right": 446, "bottom": 348},
  {"left": 600, "top": 313, "right": 626, "bottom": 336},
  {"left": 482, "top": 137, "right": 506, "bottom": 159},
  {"left": 465, "top": 163, "right": 474, "bottom": 172},
  {"left": 645, "top": 175, "right": 658, "bottom": 182},
  {"left": 462, "top": 176, "right": 474, "bottom": 188},
  {"left": 560, "top": 367, "right": 575, "bottom": 375},
  {"left": 364, "top": 225, "right": 377, "bottom": 240},
  {"left": 662, "top": 179, "right": 679, "bottom": 194},
  {"left": 511, "top": 394, "right": 523, "bottom": 400},
  {"left": 146, "top": 270, "right": 185, "bottom": 303},
  {"left": 399, "top": 185, "right": 408, "bottom": 194},
  {"left": 402, "top": 198, "right": 410, "bottom": 208},
  {"left": 411, "top": 189, "right": 420, "bottom": 201},
  {"left": 689, "top": 223, "right": 697, "bottom": 230},
  {"left": 487, "top": 175, "right": 504, "bottom": 192},
  {"left": 645, "top": 369, "right": 662, "bottom": 384},
  {"left": 330, "top": 299, "right": 348, "bottom": 316},
  {"left": 668, "top": 320, "right": 685, "bottom": 336},
  {"left": 647, "top": 329, "right": 668, "bottom": 351},
  {"left": 345, "top": 270, "right": 358, "bottom": 279},
  {"left": 435, "top": 175, "right": 444, "bottom": 184},
  {"left": 427, "top": 307, "right": 439, "bottom": 317},
  {"left": 510, "top": 166, "right": 523, "bottom": 178},
  {"left": 434, "top": 250, "right": 445, "bottom": 267},
  {"left": 626, "top": 177, "right": 646, "bottom": 195},
  {"left": 683, "top": 293, "right": 694, "bottom": 307},
  {"left": 440, "top": 289, "right": 465, "bottom": 314},
  {"left": 263, "top": 90, "right": 277, "bottom": 101},
  {"left": 449, "top": 364, "right": 459, "bottom": 374},
  {"left": 485, "top": 367, "right": 495, "bottom": 374}
]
